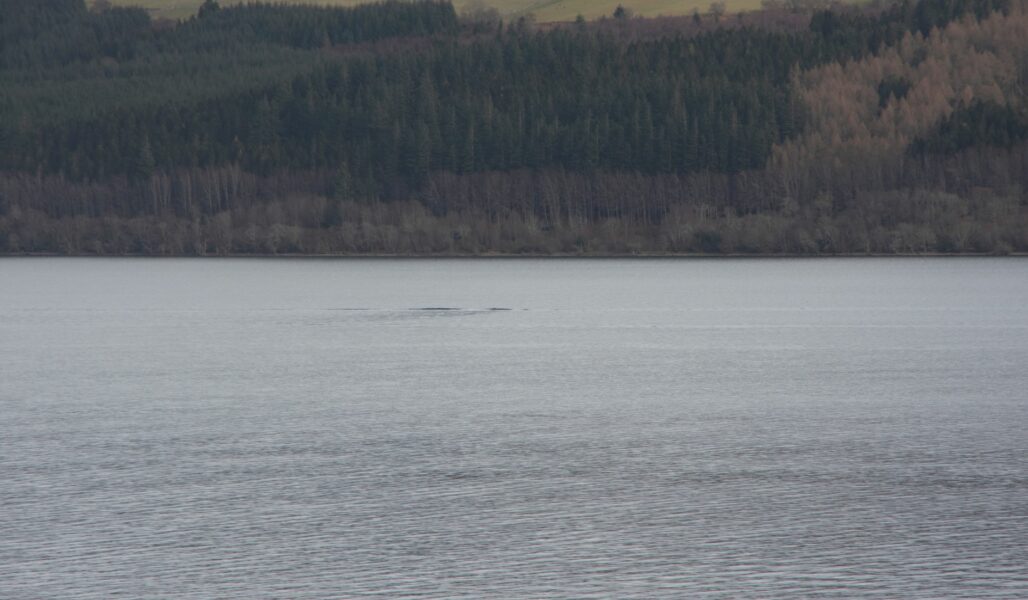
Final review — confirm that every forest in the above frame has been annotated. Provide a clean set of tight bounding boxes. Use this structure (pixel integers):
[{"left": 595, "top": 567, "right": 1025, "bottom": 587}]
[{"left": 1, "top": 0, "right": 1026, "bottom": 255}]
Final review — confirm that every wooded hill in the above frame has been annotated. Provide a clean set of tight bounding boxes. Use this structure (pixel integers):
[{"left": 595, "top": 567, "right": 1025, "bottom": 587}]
[
  {"left": 113, "top": 0, "right": 766, "bottom": 22},
  {"left": 1, "top": 0, "right": 1026, "bottom": 255}
]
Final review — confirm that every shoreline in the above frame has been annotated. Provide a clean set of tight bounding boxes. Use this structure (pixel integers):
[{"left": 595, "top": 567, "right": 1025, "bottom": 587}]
[{"left": 2, "top": 252, "right": 1025, "bottom": 259}]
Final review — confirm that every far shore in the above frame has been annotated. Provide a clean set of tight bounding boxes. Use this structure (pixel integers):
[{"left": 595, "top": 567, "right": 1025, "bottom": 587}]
[{"left": 2, "top": 252, "right": 1026, "bottom": 259}]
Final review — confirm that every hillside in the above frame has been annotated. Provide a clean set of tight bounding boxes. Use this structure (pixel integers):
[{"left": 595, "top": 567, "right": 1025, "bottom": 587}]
[
  {"left": 1, "top": 0, "right": 1025, "bottom": 255},
  {"left": 113, "top": 0, "right": 764, "bottom": 21}
]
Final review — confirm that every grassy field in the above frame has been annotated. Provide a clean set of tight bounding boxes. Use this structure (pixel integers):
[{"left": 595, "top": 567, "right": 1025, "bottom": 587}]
[{"left": 112, "top": 0, "right": 765, "bottom": 22}]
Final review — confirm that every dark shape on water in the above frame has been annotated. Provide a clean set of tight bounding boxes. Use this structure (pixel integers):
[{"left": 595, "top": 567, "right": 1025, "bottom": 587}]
[{"left": 327, "top": 307, "right": 513, "bottom": 312}]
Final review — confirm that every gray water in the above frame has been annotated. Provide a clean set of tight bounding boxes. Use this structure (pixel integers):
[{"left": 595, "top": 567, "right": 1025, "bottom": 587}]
[{"left": 2, "top": 258, "right": 1027, "bottom": 598}]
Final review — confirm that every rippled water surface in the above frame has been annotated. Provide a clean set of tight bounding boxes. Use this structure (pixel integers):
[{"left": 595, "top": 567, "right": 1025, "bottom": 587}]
[{"left": 2, "top": 258, "right": 1027, "bottom": 598}]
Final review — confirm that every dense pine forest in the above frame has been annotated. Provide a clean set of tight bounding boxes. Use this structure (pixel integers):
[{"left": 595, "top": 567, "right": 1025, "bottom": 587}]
[{"left": 1, "top": 0, "right": 1026, "bottom": 254}]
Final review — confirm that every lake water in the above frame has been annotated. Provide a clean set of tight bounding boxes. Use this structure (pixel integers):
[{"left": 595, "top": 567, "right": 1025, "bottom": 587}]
[{"left": 2, "top": 258, "right": 1027, "bottom": 598}]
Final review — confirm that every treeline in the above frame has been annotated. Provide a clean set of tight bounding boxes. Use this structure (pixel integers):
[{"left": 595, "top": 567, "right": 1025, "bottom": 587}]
[
  {"left": 4, "top": 1, "right": 814, "bottom": 184},
  {"left": 0, "top": 0, "right": 458, "bottom": 68},
  {"left": 0, "top": 0, "right": 1026, "bottom": 254}
]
